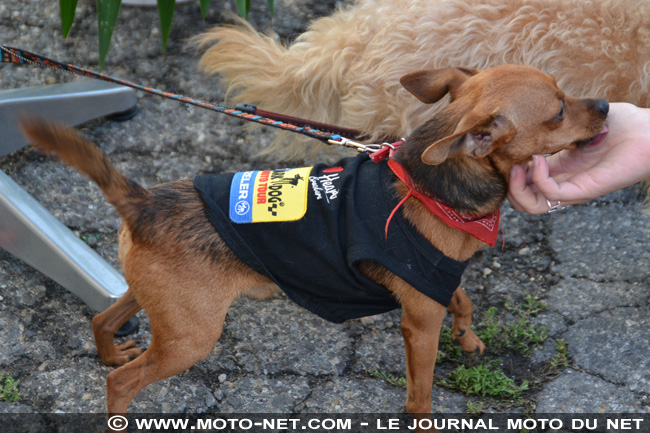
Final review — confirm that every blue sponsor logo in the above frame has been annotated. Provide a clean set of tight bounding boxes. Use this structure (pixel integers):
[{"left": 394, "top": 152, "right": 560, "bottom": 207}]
[{"left": 229, "top": 170, "right": 257, "bottom": 223}]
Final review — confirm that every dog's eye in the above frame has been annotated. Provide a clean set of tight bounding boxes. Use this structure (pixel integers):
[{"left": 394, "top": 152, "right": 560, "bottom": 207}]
[{"left": 554, "top": 100, "right": 565, "bottom": 121}]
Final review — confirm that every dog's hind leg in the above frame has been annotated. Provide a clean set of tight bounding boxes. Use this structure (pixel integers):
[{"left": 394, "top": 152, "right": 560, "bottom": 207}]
[
  {"left": 104, "top": 289, "right": 233, "bottom": 414},
  {"left": 105, "top": 321, "right": 225, "bottom": 414},
  {"left": 102, "top": 242, "right": 263, "bottom": 413},
  {"left": 447, "top": 287, "right": 484, "bottom": 355},
  {"left": 92, "top": 289, "right": 144, "bottom": 366}
]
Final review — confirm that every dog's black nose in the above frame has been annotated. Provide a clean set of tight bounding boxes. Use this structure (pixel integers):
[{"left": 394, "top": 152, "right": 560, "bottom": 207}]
[{"left": 591, "top": 98, "right": 609, "bottom": 117}]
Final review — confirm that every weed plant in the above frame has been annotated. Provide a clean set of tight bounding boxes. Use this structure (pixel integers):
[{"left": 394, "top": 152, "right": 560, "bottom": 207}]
[{"left": 0, "top": 373, "right": 20, "bottom": 402}]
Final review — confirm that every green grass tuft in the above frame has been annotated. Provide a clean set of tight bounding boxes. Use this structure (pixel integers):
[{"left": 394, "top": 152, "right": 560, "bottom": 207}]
[
  {"left": 438, "top": 363, "right": 529, "bottom": 399},
  {"left": 0, "top": 373, "right": 20, "bottom": 402},
  {"left": 366, "top": 368, "right": 407, "bottom": 388}
]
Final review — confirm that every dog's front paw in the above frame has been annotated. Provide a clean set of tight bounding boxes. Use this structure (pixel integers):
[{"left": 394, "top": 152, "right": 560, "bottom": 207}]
[{"left": 451, "top": 327, "right": 485, "bottom": 355}]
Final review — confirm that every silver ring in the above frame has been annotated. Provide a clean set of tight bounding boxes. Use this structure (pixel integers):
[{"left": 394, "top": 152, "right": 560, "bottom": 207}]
[{"left": 546, "top": 199, "right": 565, "bottom": 213}]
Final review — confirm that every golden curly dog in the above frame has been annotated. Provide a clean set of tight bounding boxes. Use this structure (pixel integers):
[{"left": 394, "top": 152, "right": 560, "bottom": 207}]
[{"left": 196, "top": 0, "right": 650, "bottom": 160}]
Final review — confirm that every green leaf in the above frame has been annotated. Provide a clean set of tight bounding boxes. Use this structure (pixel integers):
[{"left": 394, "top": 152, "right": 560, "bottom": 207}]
[
  {"left": 235, "top": 0, "right": 251, "bottom": 19},
  {"left": 199, "top": 0, "right": 211, "bottom": 19},
  {"left": 59, "top": 0, "right": 78, "bottom": 38},
  {"left": 157, "top": 0, "right": 176, "bottom": 53},
  {"left": 267, "top": 0, "right": 274, "bottom": 16},
  {"left": 96, "top": 0, "right": 122, "bottom": 70}
]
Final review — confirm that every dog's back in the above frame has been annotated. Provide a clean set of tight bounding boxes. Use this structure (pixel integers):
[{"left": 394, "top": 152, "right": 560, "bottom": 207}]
[{"left": 197, "top": 0, "right": 650, "bottom": 157}]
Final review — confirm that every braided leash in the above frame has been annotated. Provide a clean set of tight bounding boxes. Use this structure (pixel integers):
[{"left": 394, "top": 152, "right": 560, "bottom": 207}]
[
  {"left": 1, "top": 45, "right": 386, "bottom": 152},
  {"left": 1, "top": 46, "right": 505, "bottom": 245}
]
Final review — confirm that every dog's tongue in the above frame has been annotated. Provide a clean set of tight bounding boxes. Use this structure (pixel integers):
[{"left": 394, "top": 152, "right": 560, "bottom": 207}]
[{"left": 590, "top": 125, "right": 609, "bottom": 146}]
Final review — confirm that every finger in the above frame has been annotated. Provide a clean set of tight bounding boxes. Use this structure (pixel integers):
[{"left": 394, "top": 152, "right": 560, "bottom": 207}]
[
  {"left": 507, "top": 163, "right": 549, "bottom": 214},
  {"left": 531, "top": 154, "right": 561, "bottom": 197},
  {"left": 507, "top": 165, "right": 526, "bottom": 211}
]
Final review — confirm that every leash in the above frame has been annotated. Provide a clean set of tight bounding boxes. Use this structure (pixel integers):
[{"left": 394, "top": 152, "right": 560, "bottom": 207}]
[
  {"left": 0, "top": 45, "right": 393, "bottom": 153},
  {"left": 1, "top": 46, "right": 502, "bottom": 246}
]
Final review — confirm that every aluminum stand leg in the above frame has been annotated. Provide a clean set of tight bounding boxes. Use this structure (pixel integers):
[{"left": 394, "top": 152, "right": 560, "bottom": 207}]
[{"left": 0, "top": 80, "right": 137, "bottom": 313}]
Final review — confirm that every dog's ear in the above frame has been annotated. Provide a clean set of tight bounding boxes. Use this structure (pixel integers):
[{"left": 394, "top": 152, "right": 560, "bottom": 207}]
[
  {"left": 421, "top": 112, "right": 516, "bottom": 165},
  {"left": 400, "top": 68, "right": 478, "bottom": 104}
]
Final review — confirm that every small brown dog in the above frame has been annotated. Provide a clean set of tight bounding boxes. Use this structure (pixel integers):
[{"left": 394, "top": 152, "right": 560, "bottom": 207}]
[
  {"left": 197, "top": 0, "right": 647, "bottom": 159},
  {"left": 21, "top": 65, "right": 608, "bottom": 416}
]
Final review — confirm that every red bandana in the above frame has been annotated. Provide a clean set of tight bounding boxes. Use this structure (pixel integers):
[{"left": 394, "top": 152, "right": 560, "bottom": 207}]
[{"left": 385, "top": 158, "right": 500, "bottom": 246}]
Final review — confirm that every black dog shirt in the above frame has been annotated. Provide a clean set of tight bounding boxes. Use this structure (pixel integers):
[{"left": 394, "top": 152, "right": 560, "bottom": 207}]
[{"left": 194, "top": 154, "right": 467, "bottom": 323}]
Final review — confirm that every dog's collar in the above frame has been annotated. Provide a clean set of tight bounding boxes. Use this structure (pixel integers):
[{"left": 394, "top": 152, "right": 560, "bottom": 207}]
[{"left": 378, "top": 150, "right": 500, "bottom": 246}]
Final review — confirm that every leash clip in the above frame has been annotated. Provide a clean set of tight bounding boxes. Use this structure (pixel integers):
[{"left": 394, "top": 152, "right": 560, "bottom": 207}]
[
  {"left": 327, "top": 138, "right": 403, "bottom": 156},
  {"left": 327, "top": 137, "right": 373, "bottom": 152}
]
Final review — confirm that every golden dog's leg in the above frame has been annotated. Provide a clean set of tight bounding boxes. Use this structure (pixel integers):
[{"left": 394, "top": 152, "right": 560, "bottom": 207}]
[{"left": 447, "top": 287, "right": 485, "bottom": 355}]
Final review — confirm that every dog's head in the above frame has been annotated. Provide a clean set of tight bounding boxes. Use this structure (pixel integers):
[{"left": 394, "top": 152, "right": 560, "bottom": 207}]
[
  {"left": 395, "top": 65, "right": 608, "bottom": 215},
  {"left": 400, "top": 64, "right": 608, "bottom": 170}
]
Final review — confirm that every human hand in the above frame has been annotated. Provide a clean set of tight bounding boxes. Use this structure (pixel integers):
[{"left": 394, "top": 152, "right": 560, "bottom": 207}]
[{"left": 507, "top": 102, "right": 650, "bottom": 214}]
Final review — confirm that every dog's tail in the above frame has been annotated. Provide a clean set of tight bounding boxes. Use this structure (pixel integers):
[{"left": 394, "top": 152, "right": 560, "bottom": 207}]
[
  {"left": 194, "top": 18, "right": 356, "bottom": 158},
  {"left": 20, "top": 117, "right": 148, "bottom": 228},
  {"left": 196, "top": 19, "right": 343, "bottom": 120}
]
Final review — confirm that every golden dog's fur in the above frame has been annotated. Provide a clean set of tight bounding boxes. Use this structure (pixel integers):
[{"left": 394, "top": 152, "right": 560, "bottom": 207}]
[{"left": 196, "top": 0, "right": 650, "bottom": 160}]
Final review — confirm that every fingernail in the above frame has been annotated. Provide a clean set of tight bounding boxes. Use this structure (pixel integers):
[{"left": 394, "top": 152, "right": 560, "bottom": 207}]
[{"left": 533, "top": 155, "right": 540, "bottom": 166}]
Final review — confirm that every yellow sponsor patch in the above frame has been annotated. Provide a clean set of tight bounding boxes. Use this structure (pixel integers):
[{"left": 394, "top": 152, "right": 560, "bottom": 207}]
[{"left": 229, "top": 167, "right": 312, "bottom": 223}]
